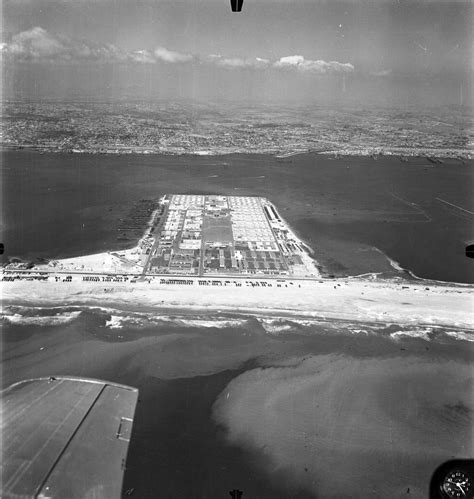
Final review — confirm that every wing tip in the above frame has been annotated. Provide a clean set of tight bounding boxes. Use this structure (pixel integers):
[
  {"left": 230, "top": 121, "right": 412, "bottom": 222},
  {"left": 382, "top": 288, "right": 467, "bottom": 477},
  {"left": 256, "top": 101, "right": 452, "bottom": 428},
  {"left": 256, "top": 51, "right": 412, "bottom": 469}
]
[{"left": 2, "top": 376, "right": 139, "bottom": 394}]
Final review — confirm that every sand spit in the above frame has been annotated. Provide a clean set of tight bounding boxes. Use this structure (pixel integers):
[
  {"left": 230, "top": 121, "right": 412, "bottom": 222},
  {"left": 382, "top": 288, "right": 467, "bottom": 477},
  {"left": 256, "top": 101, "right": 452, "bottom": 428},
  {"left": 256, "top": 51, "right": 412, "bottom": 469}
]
[
  {"left": 2, "top": 275, "right": 472, "bottom": 329},
  {"left": 40, "top": 248, "right": 144, "bottom": 273}
]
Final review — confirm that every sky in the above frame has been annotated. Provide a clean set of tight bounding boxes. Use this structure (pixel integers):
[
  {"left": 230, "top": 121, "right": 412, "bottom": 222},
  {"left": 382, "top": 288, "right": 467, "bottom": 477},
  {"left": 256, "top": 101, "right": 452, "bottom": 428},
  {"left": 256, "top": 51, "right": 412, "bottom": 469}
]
[{"left": 1, "top": 0, "right": 472, "bottom": 106}]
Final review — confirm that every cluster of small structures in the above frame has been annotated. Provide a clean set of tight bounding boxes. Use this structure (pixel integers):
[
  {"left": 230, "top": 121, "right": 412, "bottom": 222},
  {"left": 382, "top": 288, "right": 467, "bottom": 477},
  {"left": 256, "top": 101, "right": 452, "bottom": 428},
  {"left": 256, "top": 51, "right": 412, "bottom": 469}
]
[
  {"left": 2, "top": 194, "right": 318, "bottom": 278},
  {"left": 1, "top": 102, "right": 471, "bottom": 158},
  {"left": 1, "top": 272, "right": 309, "bottom": 289},
  {"left": 146, "top": 194, "right": 317, "bottom": 277}
]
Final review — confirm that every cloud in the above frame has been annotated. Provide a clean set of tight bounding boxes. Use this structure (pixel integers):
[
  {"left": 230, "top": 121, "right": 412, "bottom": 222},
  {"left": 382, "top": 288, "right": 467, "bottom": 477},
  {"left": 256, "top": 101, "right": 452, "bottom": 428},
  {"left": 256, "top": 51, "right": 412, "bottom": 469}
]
[
  {"left": 2, "top": 27, "right": 355, "bottom": 76},
  {"left": 274, "top": 55, "right": 354, "bottom": 74},
  {"left": 2, "top": 26, "right": 129, "bottom": 63},
  {"left": 7, "top": 27, "right": 66, "bottom": 59},
  {"left": 2, "top": 29, "right": 192, "bottom": 65},
  {"left": 154, "top": 46, "right": 193, "bottom": 63},
  {"left": 274, "top": 55, "right": 305, "bottom": 67},
  {"left": 204, "top": 55, "right": 271, "bottom": 69},
  {"left": 130, "top": 49, "right": 155, "bottom": 64}
]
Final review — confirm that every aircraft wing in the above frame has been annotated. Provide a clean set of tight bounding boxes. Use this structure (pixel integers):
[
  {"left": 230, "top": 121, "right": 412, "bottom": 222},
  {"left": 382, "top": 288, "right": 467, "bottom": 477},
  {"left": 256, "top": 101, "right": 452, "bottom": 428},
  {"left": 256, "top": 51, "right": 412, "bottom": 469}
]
[{"left": 1, "top": 376, "right": 138, "bottom": 499}]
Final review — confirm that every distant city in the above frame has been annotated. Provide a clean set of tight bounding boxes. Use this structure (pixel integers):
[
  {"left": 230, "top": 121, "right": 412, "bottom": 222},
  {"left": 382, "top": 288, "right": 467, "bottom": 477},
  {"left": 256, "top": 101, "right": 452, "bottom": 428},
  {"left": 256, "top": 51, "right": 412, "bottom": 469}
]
[{"left": 1, "top": 101, "right": 471, "bottom": 158}]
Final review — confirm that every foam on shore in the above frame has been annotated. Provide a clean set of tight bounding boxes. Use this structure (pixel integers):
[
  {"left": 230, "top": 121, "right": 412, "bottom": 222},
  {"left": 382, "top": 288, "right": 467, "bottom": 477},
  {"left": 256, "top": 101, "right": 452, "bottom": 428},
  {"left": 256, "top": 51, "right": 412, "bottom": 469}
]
[
  {"left": 3, "top": 276, "right": 473, "bottom": 331},
  {"left": 2, "top": 301, "right": 473, "bottom": 346},
  {"left": 1, "top": 310, "right": 82, "bottom": 326}
]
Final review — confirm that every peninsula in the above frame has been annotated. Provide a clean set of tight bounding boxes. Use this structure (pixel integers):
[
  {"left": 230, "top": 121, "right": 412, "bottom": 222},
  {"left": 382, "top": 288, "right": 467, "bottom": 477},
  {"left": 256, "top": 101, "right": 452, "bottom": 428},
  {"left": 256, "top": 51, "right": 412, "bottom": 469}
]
[{"left": 2, "top": 195, "right": 472, "bottom": 331}]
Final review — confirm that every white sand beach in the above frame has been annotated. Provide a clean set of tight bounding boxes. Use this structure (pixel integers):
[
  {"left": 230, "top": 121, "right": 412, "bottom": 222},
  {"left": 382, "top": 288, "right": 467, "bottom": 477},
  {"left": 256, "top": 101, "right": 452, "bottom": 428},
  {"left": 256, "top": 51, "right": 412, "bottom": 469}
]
[
  {"left": 41, "top": 247, "right": 145, "bottom": 273},
  {"left": 2, "top": 274, "right": 473, "bottom": 330}
]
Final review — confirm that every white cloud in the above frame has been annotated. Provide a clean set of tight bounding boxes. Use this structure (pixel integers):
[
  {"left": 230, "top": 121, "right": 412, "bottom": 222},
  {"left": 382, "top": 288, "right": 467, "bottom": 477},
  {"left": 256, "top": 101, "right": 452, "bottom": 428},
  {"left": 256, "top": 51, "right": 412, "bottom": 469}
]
[
  {"left": 274, "top": 55, "right": 354, "bottom": 74},
  {"left": 274, "top": 55, "right": 305, "bottom": 67},
  {"left": 203, "top": 54, "right": 271, "bottom": 70},
  {"left": 8, "top": 27, "right": 66, "bottom": 59},
  {"left": 2, "top": 26, "right": 129, "bottom": 63},
  {"left": 154, "top": 46, "right": 193, "bottom": 63},
  {"left": 130, "top": 49, "right": 155, "bottom": 64},
  {"left": 2, "top": 27, "right": 355, "bottom": 76},
  {"left": 220, "top": 57, "right": 268, "bottom": 69}
]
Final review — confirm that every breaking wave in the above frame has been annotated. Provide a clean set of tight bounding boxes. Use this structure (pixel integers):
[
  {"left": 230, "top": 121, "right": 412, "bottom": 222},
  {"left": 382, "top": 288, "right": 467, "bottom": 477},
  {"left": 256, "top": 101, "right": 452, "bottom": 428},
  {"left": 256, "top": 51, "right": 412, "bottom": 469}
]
[
  {"left": 2, "top": 308, "right": 82, "bottom": 326},
  {"left": 390, "top": 326, "right": 474, "bottom": 343},
  {"left": 2, "top": 304, "right": 471, "bottom": 343},
  {"left": 390, "top": 327, "right": 435, "bottom": 342},
  {"left": 256, "top": 315, "right": 383, "bottom": 336},
  {"left": 95, "top": 311, "right": 474, "bottom": 344},
  {"left": 105, "top": 315, "right": 124, "bottom": 329},
  {"left": 103, "top": 312, "right": 249, "bottom": 330},
  {"left": 444, "top": 330, "right": 474, "bottom": 342}
]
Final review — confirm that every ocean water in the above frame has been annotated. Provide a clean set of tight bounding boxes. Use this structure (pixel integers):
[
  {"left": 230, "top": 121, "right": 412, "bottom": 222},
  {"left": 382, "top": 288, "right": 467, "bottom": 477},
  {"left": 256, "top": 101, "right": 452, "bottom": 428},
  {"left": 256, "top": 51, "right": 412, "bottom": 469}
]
[
  {"left": 2, "top": 150, "right": 473, "bottom": 497},
  {"left": 1, "top": 305, "right": 473, "bottom": 497},
  {"left": 2, "top": 151, "right": 473, "bottom": 282}
]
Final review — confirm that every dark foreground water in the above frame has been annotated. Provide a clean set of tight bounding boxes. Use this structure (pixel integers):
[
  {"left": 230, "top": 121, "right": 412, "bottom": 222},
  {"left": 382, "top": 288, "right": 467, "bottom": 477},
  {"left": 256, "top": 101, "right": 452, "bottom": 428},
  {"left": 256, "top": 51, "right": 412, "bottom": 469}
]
[
  {"left": 2, "top": 151, "right": 473, "bottom": 282},
  {"left": 1, "top": 305, "right": 473, "bottom": 498},
  {"left": 2, "top": 151, "right": 473, "bottom": 497}
]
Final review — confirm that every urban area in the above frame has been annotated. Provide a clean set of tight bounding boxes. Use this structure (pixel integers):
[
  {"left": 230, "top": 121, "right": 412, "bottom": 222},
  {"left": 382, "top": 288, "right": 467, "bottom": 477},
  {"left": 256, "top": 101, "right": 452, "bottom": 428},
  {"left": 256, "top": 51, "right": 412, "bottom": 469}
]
[{"left": 1, "top": 101, "right": 471, "bottom": 159}]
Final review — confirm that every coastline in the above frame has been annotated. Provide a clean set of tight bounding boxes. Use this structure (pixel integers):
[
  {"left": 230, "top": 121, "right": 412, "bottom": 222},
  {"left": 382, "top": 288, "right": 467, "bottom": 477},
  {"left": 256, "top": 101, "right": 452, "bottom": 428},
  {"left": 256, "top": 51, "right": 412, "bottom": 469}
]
[
  {"left": 3, "top": 276, "right": 473, "bottom": 330},
  {"left": 21, "top": 193, "right": 321, "bottom": 278},
  {"left": 3, "top": 150, "right": 473, "bottom": 283},
  {"left": 3, "top": 189, "right": 473, "bottom": 332},
  {"left": 3, "top": 279, "right": 472, "bottom": 499},
  {"left": 1, "top": 145, "right": 471, "bottom": 160}
]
